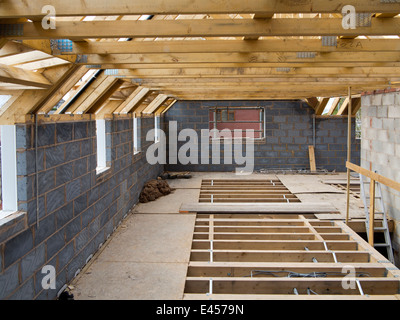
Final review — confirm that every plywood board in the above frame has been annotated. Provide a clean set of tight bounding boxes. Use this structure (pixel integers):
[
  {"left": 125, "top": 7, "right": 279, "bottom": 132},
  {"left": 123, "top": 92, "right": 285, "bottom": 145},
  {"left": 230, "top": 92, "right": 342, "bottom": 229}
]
[{"left": 277, "top": 175, "right": 343, "bottom": 194}]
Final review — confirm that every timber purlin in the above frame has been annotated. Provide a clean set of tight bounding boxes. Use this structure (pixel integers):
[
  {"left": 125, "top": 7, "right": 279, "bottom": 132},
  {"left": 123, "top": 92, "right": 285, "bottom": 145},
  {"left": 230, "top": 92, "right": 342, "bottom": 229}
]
[{"left": 183, "top": 214, "right": 400, "bottom": 299}]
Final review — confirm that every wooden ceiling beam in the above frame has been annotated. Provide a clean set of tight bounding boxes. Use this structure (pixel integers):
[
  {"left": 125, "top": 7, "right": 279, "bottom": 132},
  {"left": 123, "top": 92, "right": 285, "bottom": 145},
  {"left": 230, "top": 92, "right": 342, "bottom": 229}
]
[
  {"left": 75, "top": 52, "right": 400, "bottom": 65},
  {"left": 243, "top": 13, "right": 274, "bottom": 40},
  {"left": 113, "top": 67, "right": 400, "bottom": 78},
  {"left": 1, "top": 0, "right": 398, "bottom": 18},
  {"left": 2, "top": 18, "right": 400, "bottom": 39},
  {"left": 0, "top": 62, "right": 52, "bottom": 88},
  {"left": 134, "top": 77, "right": 400, "bottom": 85},
  {"left": 69, "top": 39, "right": 400, "bottom": 55}
]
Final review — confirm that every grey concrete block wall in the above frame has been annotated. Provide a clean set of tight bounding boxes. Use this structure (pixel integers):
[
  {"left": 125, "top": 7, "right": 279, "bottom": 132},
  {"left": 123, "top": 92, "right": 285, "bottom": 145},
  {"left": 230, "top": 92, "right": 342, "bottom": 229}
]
[
  {"left": 164, "top": 100, "right": 360, "bottom": 173},
  {"left": 0, "top": 116, "right": 163, "bottom": 300},
  {"left": 361, "top": 90, "right": 400, "bottom": 265}
]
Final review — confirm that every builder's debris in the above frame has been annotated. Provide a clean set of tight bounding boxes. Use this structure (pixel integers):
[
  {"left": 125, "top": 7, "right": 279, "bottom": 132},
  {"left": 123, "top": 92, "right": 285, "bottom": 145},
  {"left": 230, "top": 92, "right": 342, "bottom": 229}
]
[
  {"left": 255, "top": 168, "right": 333, "bottom": 175},
  {"left": 139, "top": 179, "right": 175, "bottom": 203},
  {"left": 160, "top": 171, "right": 192, "bottom": 180}
]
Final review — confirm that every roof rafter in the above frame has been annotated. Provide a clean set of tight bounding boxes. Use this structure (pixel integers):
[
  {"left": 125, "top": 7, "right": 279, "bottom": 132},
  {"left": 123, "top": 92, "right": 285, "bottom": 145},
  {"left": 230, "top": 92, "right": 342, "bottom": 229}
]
[{"left": 0, "top": 62, "right": 52, "bottom": 88}]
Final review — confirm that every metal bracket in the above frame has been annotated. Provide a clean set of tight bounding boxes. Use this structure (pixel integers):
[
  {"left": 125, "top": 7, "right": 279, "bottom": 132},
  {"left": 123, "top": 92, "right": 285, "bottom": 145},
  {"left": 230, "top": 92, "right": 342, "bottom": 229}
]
[
  {"left": 296, "top": 52, "right": 316, "bottom": 59},
  {"left": 377, "top": 260, "right": 391, "bottom": 264},
  {"left": 75, "top": 54, "right": 88, "bottom": 64},
  {"left": 356, "top": 13, "right": 372, "bottom": 27},
  {"left": 105, "top": 69, "right": 119, "bottom": 76},
  {"left": 54, "top": 39, "right": 74, "bottom": 53},
  {"left": 322, "top": 36, "right": 338, "bottom": 47},
  {"left": 276, "top": 67, "right": 291, "bottom": 73}
]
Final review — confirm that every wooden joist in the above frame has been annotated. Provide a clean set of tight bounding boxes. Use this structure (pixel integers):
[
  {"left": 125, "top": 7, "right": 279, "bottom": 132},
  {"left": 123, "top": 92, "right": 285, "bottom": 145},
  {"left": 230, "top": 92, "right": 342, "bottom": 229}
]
[
  {"left": 199, "top": 179, "right": 301, "bottom": 204},
  {"left": 1, "top": 0, "right": 399, "bottom": 18},
  {"left": 3, "top": 18, "right": 400, "bottom": 40},
  {"left": 68, "top": 39, "right": 400, "bottom": 55},
  {"left": 180, "top": 203, "right": 339, "bottom": 214},
  {"left": 184, "top": 214, "right": 400, "bottom": 299}
]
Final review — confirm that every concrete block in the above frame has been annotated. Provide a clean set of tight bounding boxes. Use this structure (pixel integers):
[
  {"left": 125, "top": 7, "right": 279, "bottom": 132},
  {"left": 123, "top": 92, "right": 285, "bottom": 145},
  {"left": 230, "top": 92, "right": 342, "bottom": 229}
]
[
  {"left": 46, "top": 186, "right": 65, "bottom": 214},
  {"left": 395, "top": 92, "right": 400, "bottom": 105},
  {"left": 16, "top": 125, "right": 31, "bottom": 149},
  {"left": 87, "top": 216, "right": 101, "bottom": 239},
  {"left": 377, "top": 129, "right": 389, "bottom": 142},
  {"left": 20, "top": 243, "right": 45, "bottom": 282},
  {"left": 37, "top": 124, "right": 56, "bottom": 147},
  {"left": 17, "top": 150, "right": 35, "bottom": 176},
  {"left": 366, "top": 106, "right": 377, "bottom": 117},
  {"left": 46, "top": 229, "right": 65, "bottom": 259},
  {"left": 371, "top": 117, "right": 383, "bottom": 129},
  {"left": 45, "top": 145, "right": 65, "bottom": 169},
  {"left": 376, "top": 106, "right": 388, "bottom": 118},
  {"left": 75, "top": 228, "right": 90, "bottom": 252},
  {"left": 273, "top": 116, "right": 287, "bottom": 123},
  {"left": 361, "top": 95, "right": 372, "bottom": 107},
  {"left": 388, "top": 105, "right": 400, "bottom": 118},
  {"left": 57, "top": 241, "right": 75, "bottom": 271},
  {"left": 55, "top": 202, "right": 73, "bottom": 229},
  {"left": 396, "top": 144, "right": 400, "bottom": 157},
  {"left": 383, "top": 142, "right": 395, "bottom": 156},
  {"left": 4, "top": 228, "right": 34, "bottom": 268},
  {"left": 74, "top": 122, "right": 88, "bottom": 140},
  {"left": 66, "top": 179, "right": 81, "bottom": 202},
  {"left": 280, "top": 137, "right": 293, "bottom": 144},
  {"left": 0, "top": 261, "right": 19, "bottom": 299},
  {"left": 8, "top": 277, "right": 35, "bottom": 300},
  {"left": 382, "top": 92, "right": 396, "bottom": 106},
  {"left": 34, "top": 213, "right": 56, "bottom": 245},
  {"left": 73, "top": 158, "right": 88, "bottom": 178},
  {"left": 65, "top": 215, "right": 81, "bottom": 242},
  {"left": 65, "top": 141, "right": 80, "bottom": 162},
  {"left": 55, "top": 162, "right": 74, "bottom": 187},
  {"left": 371, "top": 93, "right": 382, "bottom": 106},
  {"left": 38, "top": 169, "right": 55, "bottom": 195},
  {"left": 56, "top": 123, "right": 73, "bottom": 143},
  {"left": 294, "top": 137, "right": 307, "bottom": 144}
]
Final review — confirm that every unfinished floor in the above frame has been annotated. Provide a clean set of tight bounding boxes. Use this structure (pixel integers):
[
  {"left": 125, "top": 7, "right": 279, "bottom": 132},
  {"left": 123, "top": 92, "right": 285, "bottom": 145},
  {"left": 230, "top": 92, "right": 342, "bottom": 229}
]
[{"left": 69, "top": 172, "right": 399, "bottom": 300}]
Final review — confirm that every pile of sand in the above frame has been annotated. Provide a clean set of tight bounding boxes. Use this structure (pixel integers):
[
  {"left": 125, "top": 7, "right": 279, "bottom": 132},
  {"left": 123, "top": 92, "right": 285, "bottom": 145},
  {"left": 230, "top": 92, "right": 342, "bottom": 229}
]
[{"left": 139, "top": 179, "right": 174, "bottom": 203}]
